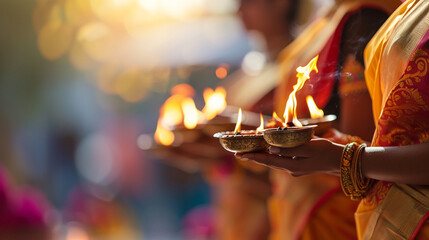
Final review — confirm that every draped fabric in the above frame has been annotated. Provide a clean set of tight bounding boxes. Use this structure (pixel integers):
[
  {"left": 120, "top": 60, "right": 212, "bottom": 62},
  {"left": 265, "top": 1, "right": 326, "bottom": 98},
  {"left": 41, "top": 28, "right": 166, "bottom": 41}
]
[
  {"left": 274, "top": 0, "right": 401, "bottom": 117},
  {"left": 358, "top": 0, "right": 429, "bottom": 239},
  {"left": 268, "top": 1, "right": 401, "bottom": 240}
]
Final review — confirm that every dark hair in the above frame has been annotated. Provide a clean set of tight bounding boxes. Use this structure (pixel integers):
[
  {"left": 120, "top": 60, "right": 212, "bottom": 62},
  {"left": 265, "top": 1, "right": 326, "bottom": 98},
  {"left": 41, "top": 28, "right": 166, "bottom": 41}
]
[{"left": 287, "top": 0, "right": 300, "bottom": 24}]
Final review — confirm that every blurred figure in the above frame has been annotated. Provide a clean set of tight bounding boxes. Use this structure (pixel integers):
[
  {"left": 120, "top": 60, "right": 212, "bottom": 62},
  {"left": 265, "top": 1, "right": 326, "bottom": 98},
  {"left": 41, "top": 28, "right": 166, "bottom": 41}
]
[
  {"left": 152, "top": 0, "right": 309, "bottom": 239},
  {"left": 212, "top": 1, "right": 306, "bottom": 239},
  {"left": 237, "top": 0, "right": 298, "bottom": 61},
  {"left": 225, "top": 0, "right": 308, "bottom": 114},
  {"left": 238, "top": 1, "right": 429, "bottom": 239},
  {"left": 207, "top": 0, "right": 318, "bottom": 239}
]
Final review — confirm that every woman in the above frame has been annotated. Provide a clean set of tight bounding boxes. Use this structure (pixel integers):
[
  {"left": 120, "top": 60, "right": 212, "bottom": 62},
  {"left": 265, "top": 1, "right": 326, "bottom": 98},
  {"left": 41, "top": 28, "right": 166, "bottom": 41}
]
[
  {"left": 238, "top": 0, "right": 429, "bottom": 239},
  {"left": 259, "top": 0, "right": 401, "bottom": 239}
]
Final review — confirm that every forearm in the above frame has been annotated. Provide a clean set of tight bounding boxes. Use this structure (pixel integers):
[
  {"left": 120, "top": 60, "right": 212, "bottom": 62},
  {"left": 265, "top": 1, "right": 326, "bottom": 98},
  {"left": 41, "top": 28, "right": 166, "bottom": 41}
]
[{"left": 361, "top": 142, "right": 429, "bottom": 185}]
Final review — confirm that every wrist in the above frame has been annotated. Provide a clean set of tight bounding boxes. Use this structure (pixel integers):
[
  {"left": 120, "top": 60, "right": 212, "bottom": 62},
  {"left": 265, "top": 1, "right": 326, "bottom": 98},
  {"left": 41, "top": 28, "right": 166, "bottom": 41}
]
[{"left": 329, "top": 142, "right": 345, "bottom": 173}]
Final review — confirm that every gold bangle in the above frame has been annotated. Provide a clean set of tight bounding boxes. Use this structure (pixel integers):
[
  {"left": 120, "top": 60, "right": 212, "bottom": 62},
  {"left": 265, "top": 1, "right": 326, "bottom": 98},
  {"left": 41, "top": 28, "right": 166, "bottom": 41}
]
[
  {"left": 350, "top": 144, "right": 366, "bottom": 200},
  {"left": 340, "top": 142, "right": 359, "bottom": 198},
  {"left": 350, "top": 143, "right": 374, "bottom": 200}
]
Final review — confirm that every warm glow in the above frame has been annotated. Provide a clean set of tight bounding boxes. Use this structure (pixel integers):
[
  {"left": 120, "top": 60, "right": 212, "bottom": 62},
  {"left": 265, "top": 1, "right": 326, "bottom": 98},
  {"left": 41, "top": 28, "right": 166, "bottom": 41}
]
[
  {"left": 233, "top": 108, "right": 242, "bottom": 134},
  {"left": 267, "top": 112, "right": 284, "bottom": 128},
  {"left": 256, "top": 113, "right": 264, "bottom": 134},
  {"left": 283, "top": 55, "right": 319, "bottom": 127},
  {"left": 154, "top": 83, "right": 199, "bottom": 144},
  {"left": 154, "top": 120, "right": 175, "bottom": 146},
  {"left": 273, "top": 112, "right": 283, "bottom": 122},
  {"left": 241, "top": 51, "right": 266, "bottom": 76},
  {"left": 66, "top": 225, "right": 90, "bottom": 240},
  {"left": 160, "top": 95, "right": 184, "bottom": 127},
  {"left": 182, "top": 97, "right": 199, "bottom": 129},
  {"left": 202, "top": 86, "right": 227, "bottom": 120},
  {"left": 306, "top": 95, "right": 324, "bottom": 119},
  {"left": 171, "top": 83, "right": 195, "bottom": 97},
  {"left": 34, "top": 0, "right": 239, "bottom": 102},
  {"left": 215, "top": 66, "right": 228, "bottom": 79}
]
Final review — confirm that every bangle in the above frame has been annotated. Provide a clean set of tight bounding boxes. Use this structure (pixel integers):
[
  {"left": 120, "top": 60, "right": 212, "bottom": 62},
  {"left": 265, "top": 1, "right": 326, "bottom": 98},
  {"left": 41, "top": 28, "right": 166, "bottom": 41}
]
[
  {"left": 340, "top": 142, "right": 359, "bottom": 198},
  {"left": 340, "top": 142, "right": 375, "bottom": 200},
  {"left": 350, "top": 143, "right": 374, "bottom": 200}
]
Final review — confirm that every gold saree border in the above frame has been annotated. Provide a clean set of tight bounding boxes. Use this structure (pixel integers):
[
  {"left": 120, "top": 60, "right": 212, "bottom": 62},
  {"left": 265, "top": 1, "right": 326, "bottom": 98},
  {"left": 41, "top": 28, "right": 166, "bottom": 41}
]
[{"left": 363, "top": 184, "right": 429, "bottom": 240}]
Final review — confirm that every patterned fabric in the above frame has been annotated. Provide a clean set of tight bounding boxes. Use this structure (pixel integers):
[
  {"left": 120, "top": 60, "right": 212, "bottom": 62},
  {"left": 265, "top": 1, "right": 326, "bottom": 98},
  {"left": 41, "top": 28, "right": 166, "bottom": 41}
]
[
  {"left": 358, "top": 47, "right": 429, "bottom": 238},
  {"left": 358, "top": 0, "right": 429, "bottom": 238},
  {"left": 269, "top": 1, "right": 401, "bottom": 240},
  {"left": 364, "top": 48, "right": 429, "bottom": 207}
]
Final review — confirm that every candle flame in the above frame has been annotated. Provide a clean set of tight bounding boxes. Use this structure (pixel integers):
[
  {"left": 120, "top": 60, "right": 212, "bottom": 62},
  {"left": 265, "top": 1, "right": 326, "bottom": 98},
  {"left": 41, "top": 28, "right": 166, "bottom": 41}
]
[
  {"left": 306, "top": 95, "right": 324, "bottom": 119},
  {"left": 283, "top": 55, "right": 319, "bottom": 127},
  {"left": 182, "top": 97, "right": 200, "bottom": 129},
  {"left": 234, "top": 108, "right": 242, "bottom": 134},
  {"left": 154, "top": 120, "right": 175, "bottom": 146},
  {"left": 202, "top": 86, "right": 227, "bottom": 120},
  {"left": 155, "top": 84, "right": 195, "bottom": 145},
  {"left": 160, "top": 95, "right": 184, "bottom": 127},
  {"left": 256, "top": 113, "right": 264, "bottom": 134},
  {"left": 273, "top": 112, "right": 283, "bottom": 122},
  {"left": 267, "top": 112, "right": 284, "bottom": 128}
]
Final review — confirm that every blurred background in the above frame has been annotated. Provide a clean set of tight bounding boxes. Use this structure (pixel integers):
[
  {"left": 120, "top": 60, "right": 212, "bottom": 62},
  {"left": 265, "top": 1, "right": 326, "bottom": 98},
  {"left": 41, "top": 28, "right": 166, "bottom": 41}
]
[{"left": 0, "top": 0, "right": 329, "bottom": 239}]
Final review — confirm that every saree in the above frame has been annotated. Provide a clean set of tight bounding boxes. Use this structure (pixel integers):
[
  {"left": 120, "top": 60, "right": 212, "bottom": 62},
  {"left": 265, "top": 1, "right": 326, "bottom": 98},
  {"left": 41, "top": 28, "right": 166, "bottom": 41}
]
[
  {"left": 358, "top": 0, "right": 429, "bottom": 239},
  {"left": 270, "top": 0, "right": 401, "bottom": 240}
]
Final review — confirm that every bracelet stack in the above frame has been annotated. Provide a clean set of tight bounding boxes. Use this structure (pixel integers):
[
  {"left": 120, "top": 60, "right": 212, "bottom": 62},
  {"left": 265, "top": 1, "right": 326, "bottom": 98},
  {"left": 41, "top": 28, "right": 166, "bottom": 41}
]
[{"left": 340, "top": 142, "right": 375, "bottom": 200}]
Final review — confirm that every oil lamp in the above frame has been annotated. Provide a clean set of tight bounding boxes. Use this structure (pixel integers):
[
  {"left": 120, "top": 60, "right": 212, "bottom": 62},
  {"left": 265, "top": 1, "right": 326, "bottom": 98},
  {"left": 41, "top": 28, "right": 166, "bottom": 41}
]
[
  {"left": 300, "top": 95, "right": 337, "bottom": 136},
  {"left": 214, "top": 108, "right": 268, "bottom": 153},
  {"left": 262, "top": 56, "right": 319, "bottom": 148}
]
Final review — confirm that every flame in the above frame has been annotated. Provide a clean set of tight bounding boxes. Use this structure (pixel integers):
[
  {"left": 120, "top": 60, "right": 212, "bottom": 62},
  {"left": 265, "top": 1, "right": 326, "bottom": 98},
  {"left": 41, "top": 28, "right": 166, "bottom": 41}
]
[
  {"left": 273, "top": 112, "right": 283, "bottom": 122},
  {"left": 256, "top": 113, "right": 264, "bottom": 134},
  {"left": 233, "top": 108, "right": 242, "bottom": 134},
  {"left": 306, "top": 95, "right": 324, "bottom": 119},
  {"left": 202, "top": 86, "right": 227, "bottom": 120},
  {"left": 182, "top": 97, "right": 199, "bottom": 129},
  {"left": 283, "top": 55, "right": 319, "bottom": 127},
  {"left": 155, "top": 84, "right": 195, "bottom": 145},
  {"left": 160, "top": 95, "right": 184, "bottom": 127},
  {"left": 154, "top": 120, "right": 175, "bottom": 146}
]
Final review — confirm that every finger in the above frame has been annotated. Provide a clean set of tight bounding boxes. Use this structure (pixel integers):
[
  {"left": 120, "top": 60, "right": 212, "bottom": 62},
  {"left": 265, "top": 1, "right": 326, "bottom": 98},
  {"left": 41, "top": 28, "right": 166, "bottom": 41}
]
[
  {"left": 235, "top": 153, "right": 248, "bottom": 161},
  {"left": 241, "top": 153, "right": 296, "bottom": 171},
  {"left": 268, "top": 145, "right": 309, "bottom": 158},
  {"left": 269, "top": 138, "right": 331, "bottom": 157}
]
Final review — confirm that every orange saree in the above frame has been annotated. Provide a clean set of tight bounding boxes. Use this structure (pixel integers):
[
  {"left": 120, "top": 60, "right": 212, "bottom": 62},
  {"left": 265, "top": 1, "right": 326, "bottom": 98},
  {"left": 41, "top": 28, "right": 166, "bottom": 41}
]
[{"left": 359, "top": 0, "right": 429, "bottom": 239}]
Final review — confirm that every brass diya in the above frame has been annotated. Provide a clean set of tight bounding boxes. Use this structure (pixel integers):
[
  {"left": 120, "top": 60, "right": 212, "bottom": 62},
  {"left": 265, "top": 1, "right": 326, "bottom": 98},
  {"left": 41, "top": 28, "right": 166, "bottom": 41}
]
[
  {"left": 213, "top": 130, "right": 268, "bottom": 153},
  {"left": 263, "top": 125, "right": 317, "bottom": 148},
  {"left": 300, "top": 114, "right": 337, "bottom": 136},
  {"left": 201, "top": 107, "right": 267, "bottom": 137}
]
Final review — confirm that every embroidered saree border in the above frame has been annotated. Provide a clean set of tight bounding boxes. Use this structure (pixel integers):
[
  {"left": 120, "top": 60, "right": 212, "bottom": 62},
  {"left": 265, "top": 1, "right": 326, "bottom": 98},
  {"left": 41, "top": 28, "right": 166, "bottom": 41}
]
[{"left": 363, "top": 184, "right": 429, "bottom": 240}]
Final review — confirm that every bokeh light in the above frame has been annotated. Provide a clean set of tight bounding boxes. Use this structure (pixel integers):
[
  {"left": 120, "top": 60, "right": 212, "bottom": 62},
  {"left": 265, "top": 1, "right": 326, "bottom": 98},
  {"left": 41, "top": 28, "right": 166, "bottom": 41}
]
[
  {"left": 241, "top": 51, "right": 266, "bottom": 76},
  {"left": 215, "top": 64, "right": 228, "bottom": 79},
  {"left": 33, "top": 0, "right": 241, "bottom": 103}
]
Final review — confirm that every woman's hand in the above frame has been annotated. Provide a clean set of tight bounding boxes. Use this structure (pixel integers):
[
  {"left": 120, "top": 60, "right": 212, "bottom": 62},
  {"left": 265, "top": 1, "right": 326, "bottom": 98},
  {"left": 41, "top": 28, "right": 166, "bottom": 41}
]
[
  {"left": 321, "top": 128, "right": 350, "bottom": 144},
  {"left": 235, "top": 138, "right": 345, "bottom": 176}
]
